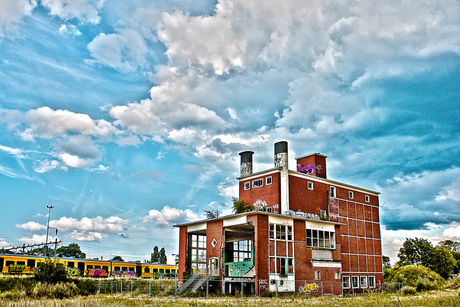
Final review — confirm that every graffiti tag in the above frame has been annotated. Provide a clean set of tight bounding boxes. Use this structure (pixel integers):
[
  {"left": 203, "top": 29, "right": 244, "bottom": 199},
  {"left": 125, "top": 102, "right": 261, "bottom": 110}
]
[{"left": 299, "top": 283, "right": 319, "bottom": 294}]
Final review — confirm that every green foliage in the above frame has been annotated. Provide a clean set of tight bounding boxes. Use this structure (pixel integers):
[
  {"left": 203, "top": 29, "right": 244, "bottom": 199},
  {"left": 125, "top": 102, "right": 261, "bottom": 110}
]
[
  {"left": 446, "top": 275, "right": 460, "bottom": 290},
  {"left": 232, "top": 197, "right": 254, "bottom": 214},
  {"left": 56, "top": 243, "right": 86, "bottom": 259},
  {"left": 34, "top": 259, "right": 68, "bottom": 284},
  {"left": 430, "top": 246, "right": 457, "bottom": 278},
  {"left": 31, "top": 282, "right": 78, "bottom": 299},
  {"left": 382, "top": 255, "right": 391, "bottom": 270},
  {"left": 387, "top": 265, "right": 445, "bottom": 291},
  {"left": 204, "top": 209, "right": 221, "bottom": 219},
  {"left": 159, "top": 247, "right": 167, "bottom": 264},
  {"left": 73, "top": 278, "right": 96, "bottom": 296},
  {"left": 112, "top": 255, "right": 124, "bottom": 261},
  {"left": 401, "top": 286, "right": 417, "bottom": 295},
  {"left": 152, "top": 246, "right": 159, "bottom": 263}
]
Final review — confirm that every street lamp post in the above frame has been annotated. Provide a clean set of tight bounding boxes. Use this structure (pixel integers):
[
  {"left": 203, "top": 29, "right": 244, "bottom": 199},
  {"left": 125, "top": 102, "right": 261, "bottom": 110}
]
[
  {"left": 45, "top": 205, "right": 54, "bottom": 257},
  {"left": 173, "top": 253, "right": 178, "bottom": 299}
]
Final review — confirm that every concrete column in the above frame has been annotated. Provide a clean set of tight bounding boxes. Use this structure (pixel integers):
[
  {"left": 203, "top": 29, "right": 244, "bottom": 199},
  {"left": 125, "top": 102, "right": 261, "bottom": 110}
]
[{"left": 274, "top": 141, "right": 289, "bottom": 213}]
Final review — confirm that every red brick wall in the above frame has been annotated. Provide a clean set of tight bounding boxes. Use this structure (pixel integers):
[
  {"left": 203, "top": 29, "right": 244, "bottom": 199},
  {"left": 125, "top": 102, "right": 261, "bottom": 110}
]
[
  {"left": 289, "top": 175, "right": 328, "bottom": 213},
  {"left": 206, "top": 220, "right": 223, "bottom": 277},
  {"left": 247, "top": 214, "right": 269, "bottom": 282},
  {"left": 178, "top": 226, "right": 188, "bottom": 279},
  {"left": 239, "top": 173, "right": 281, "bottom": 212}
]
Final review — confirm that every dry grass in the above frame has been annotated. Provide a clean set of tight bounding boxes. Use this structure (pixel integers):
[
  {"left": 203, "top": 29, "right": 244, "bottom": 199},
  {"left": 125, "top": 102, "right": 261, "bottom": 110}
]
[{"left": 1, "top": 290, "right": 460, "bottom": 307}]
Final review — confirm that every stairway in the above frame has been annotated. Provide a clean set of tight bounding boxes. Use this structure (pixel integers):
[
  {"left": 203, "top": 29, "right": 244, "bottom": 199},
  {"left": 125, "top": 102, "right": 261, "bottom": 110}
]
[{"left": 177, "top": 272, "right": 210, "bottom": 295}]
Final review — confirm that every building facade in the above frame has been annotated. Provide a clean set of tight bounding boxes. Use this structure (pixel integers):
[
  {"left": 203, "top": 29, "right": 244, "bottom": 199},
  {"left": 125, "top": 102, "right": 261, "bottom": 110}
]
[{"left": 175, "top": 141, "right": 383, "bottom": 295}]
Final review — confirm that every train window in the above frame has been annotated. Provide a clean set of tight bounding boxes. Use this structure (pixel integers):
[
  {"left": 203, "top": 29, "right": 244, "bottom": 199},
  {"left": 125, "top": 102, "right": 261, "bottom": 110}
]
[
  {"left": 114, "top": 266, "right": 120, "bottom": 271},
  {"left": 27, "top": 259, "right": 35, "bottom": 267},
  {"left": 160, "top": 269, "right": 164, "bottom": 273},
  {"left": 67, "top": 262, "right": 75, "bottom": 268},
  {"left": 172, "top": 269, "right": 176, "bottom": 274},
  {"left": 103, "top": 266, "right": 109, "bottom": 271},
  {"left": 6, "top": 261, "right": 14, "bottom": 266},
  {"left": 153, "top": 268, "right": 158, "bottom": 273},
  {"left": 144, "top": 267, "right": 150, "bottom": 273},
  {"left": 129, "top": 267, "right": 134, "bottom": 272},
  {"left": 95, "top": 265, "right": 101, "bottom": 269},
  {"left": 87, "top": 265, "right": 93, "bottom": 269},
  {"left": 17, "top": 261, "right": 25, "bottom": 265},
  {"left": 122, "top": 267, "right": 127, "bottom": 271},
  {"left": 166, "top": 269, "right": 170, "bottom": 274}
]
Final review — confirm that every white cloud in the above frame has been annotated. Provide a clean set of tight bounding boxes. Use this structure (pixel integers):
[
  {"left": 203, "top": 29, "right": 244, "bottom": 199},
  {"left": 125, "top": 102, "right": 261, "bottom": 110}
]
[
  {"left": 34, "top": 159, "right": 62, "bottom": 173},
  {"left": 0, "top": 238, "right": 12, "bottom": 248},
  {"left": 0, "top": 145, "right": 25, "bottom": 159},
  {"left": 67, "top": 230, "right": 105, "bottom": 242},
  {"left": 40, "top": 0, "right": 105, "bottom": 24},
  {"left": 141, "top": 206, "right": 198, "bottom": 227},
  {"left": 50, "top": 216, "right": 128, "bottom": 233},
  {"left": 0, "top": 0, "right": 37, "bottom": 39},
  {"left": 16, "top": 221, "right": 46, "bottom": 232},
  {"left": 58, "top": 24, "right": 81, "bottom": 37},
  {"left": 18, "top": 234, "right": 55, "bottom": 244},
  {"left": 21, "top": 107, "right": 116, "bottom": 140}
]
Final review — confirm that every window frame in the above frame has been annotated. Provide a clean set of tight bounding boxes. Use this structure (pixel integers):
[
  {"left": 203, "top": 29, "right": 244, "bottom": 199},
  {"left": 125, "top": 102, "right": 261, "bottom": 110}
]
[
  {"left": 244, "top": 182, "right": 251, "bottom": 190},
  {"left": 314, "top": 270, "right": 321, "bottom": 280},
  {"left": 266, "top": 176, "right": 272, "bottom": 186},
  {"left": 360, "top": 276, "right": 367, "bottom": 288},
  {"left": 342, "top": 276, "right": 351, "bottom": 289},
  {"left": 252, "top": 179, "right": 263, "bottom": 188},
  {"left": 330, "top": 186, "right": 336, "bottom": 198},
  {"left": 348, "top": 191, "right": 354, "bottom": 199},
  {"left": 365, "top": 195, "right": 370, "bottom": 203},
  {"left": 335, "top": 271, "right": 340, "bottom": 280},
  {"left": 351, "top": 276, "right": 359, "bottom": 289},
  {"left": 307, "top": 181, "right": 314, "bottom": 190},
  {"left": 368, "top": 276, "right": 376, "bottom": 288}
]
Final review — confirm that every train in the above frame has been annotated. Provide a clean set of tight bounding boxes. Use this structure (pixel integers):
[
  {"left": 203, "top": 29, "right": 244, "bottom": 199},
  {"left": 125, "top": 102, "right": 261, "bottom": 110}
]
[{"left": 0, "top": 253, "right": 177, "bottom": 278}]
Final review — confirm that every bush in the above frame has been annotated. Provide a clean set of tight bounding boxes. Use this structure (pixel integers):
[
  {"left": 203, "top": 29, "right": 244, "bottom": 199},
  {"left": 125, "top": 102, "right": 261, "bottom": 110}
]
[
  {"left": 31, "top": 282, "right": 78, "bottom": 299},
  {"left": 34, "top": 259, "right": 68, "bottom": 284},
  {"left": 447, "top": 275, "right": 460, "bottom": 290},
  {"left": 401, "top": 286, "right": 417, "bottom": 295},
  {"left": 388, "top": 265, "right": 445, "bottom": 290},
  {"left": 73, "top": 278, "right": 96, "bottom": 296}
]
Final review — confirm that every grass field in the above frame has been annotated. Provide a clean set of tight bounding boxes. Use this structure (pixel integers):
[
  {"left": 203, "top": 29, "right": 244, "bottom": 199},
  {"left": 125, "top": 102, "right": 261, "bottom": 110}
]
[{"left": 1, "top": 290, "right": 460, "bottom": 307}]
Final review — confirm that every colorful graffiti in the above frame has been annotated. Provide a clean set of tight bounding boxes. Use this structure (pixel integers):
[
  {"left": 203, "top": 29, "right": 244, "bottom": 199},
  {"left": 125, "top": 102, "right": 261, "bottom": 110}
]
[
  {"left": 299, "top": 282, "right": 319, "bottom": 294},
  {"left": 297, "top": 164, "right": 316, "bottom": 176}
]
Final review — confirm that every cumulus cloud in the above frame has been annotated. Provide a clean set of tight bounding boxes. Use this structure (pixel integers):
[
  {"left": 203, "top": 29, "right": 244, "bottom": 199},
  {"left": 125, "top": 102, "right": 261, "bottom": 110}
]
[
  {"left": 16, "top": 221, "right": 46, "bottom": 232},
  {"left": 0, "top": 0, "right": 37, "bottom": 39},
  {"left": 21, "top": 107, "right": 116, "bottom": 140},
  {"left": 58, "top": 24, "right": 81, "bottom": 37},
  {"left": 50, "top": 216, "right": 128, "bottom": 233},
  {"left": 67, "top": 231, "right": 105, "bottom": 242},
  {"left": 142, "top": 206, "right": 198, "bottom": 227},
  {"left": 40, "top": 0, "right": 105, "bottom": 24},
  {"left": 131, "top": 170, "right": 167, "bottom": 180},
  {"left": 18, "top": 234, "right": 55, "bottom": 244},
  {"left": 0, "top": 238, "right": 12, "bottom": 248}
]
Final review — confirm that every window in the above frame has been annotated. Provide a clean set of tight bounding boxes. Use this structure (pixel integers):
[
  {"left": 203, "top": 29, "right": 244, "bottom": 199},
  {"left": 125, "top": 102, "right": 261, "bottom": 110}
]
[
  {"left": 144, "top": 267, "right": 150, "bottom": 273},
  {"left": 103, "top": 266, "right": 109, "bottom": 272},
  {"left": 87, "top": 265, "right": 93, "bottom": 269},
  {"left": 114, "top": 266, "right": 120, "bottom": 271},
  {"left": 335, "top": 271, "right": 340, "bottom": 279},
  {"left": 153, "top": 268, "right": 158, "bottom": 273},
  {"left": 368, "top": 276, "right": 375, "bottom": 288},
  {"left": 160, "top": 269, "right": 164, "bottom": 273},
  {"left": 252, "top": 179, "right": 263, "bottom": 188},
  {"left": 266, "top": 207, "right": 272, "bottom": 213},
  {"left": 270, "top": 224, "right": 293, "bottom": 241},
  {"left": 348, "top": 191, "right": 354, "bottom": 199},
  {"left": 365, "top": 195, "right": 370, "bottom": 203},
  {"left": 352, "top": 276, "right": 359, "bottom": 288},
  {"left": 166, "top": 269, "right": 170, "bottom": 274},
  {"left": 330, "top": 186, "right": 336, "bottom": 198},
  {"left": 233, "top": 240, "right": 252, "bottom": 262},
  {"left": 342, "top": 276, "right": 350, "bottom": 289},
  {"left": 244, "top": 182, "right": 250, "bottom": 190},
  {"left": 67, "top": 261, "right": 74, "bottom": 268},
  {"left": 360, "top": 276, "right": 367, "bottom": 288},
  {"left": 306, "top": 229, "right": 335, "bottom": 249},
  {"left": 17, "top": 261, "right": 25, "bottom": 265},
  {"left": 307, "top": 181, "right": 314, "bottom": 190},
  {"left": 266, "top": 176, "right": 272, "bottom": 185},
  {"left": 314, "top": 270, "right": 321, "bottom": 280},
  {"left": 95, "top": 265, "right": 101, "bottom": 269},
  {"left": 270, "top": 224, "right": 275, "bottom": 239},
  {"left": 122, "top": 267, "right": 127, "bottom": 271},
  {"left": 276, "top": 224, "right": 286, "bottom": 240},
  {"left": 191, "top": 234, "right": 207, "bottom": 272}
]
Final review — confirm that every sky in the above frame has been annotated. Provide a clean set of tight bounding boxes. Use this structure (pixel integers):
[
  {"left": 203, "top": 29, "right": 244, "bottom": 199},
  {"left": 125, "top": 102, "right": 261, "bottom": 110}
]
[{"left": 0, "top": 0, "right": 459, "bottom": 264}]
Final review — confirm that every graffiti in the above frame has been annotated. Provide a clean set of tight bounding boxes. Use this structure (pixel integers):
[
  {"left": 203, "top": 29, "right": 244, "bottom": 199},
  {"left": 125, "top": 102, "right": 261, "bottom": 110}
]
[
  {"left": 275, "top": 154, "right": 287, "bottom": 168},
  {"left": 297, "top": 164, "right": 316, "bottom": 176},
  {"left": 254, "top": 200, "right": 268, "bottom": 208},
  {"left": 259, "top": 279, "right": 268, "bottom": 290},
  {"left": 284, "top": 210, "right": 320, "bottom": 220},
  {"left": 240, "top": 162, "right": 252, "bottom": 176},
  {"left": 299, "top": 283, "right": 319, "bottom": 294}
]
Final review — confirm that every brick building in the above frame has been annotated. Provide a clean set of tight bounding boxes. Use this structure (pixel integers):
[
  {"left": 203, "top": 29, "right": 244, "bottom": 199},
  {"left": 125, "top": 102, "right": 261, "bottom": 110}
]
[{"left": 175, "top": 141, "right": 383, "bottom": 295}]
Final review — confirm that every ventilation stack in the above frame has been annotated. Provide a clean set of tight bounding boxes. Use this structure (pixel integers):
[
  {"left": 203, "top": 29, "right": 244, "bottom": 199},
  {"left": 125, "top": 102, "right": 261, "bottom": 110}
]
[
  {"left": 274, "top": 141, "right": 289, "bottom": 213},
  {"left": 239, "top": 151, "right": 254, "bottom": 177}
]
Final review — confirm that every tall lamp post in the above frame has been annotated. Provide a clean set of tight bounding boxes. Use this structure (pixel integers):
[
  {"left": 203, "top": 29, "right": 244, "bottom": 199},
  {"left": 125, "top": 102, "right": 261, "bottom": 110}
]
[
  {"left": 45, "top": 205, "right": 54, "bottom": 257},
  {"left": 172, "top": 253, "right": 178, "bottom": 299}
]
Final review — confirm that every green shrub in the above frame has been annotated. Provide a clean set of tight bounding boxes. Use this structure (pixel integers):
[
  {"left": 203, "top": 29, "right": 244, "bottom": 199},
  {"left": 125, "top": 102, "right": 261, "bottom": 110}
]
[
  {"left": 73, "top": 278, "right": 96, "bottom": 296},
  {"left": 34, "top": 259, "right": 68, "bottom": 284},
  {"left": 401, "top": 286, "right": 417, "bottom": 295},
  {"left": 52, "top": 282, "right": 78, "bottom": 299},
  {"left": 389, "top": 265, "right": 445, "bottom": 289},
  {"left": 447, "top": 275, "right": 460, "bottom": 290}
]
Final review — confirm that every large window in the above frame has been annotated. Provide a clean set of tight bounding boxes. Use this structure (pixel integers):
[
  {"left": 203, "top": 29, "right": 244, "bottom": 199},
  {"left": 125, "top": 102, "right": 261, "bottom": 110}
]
[
  {"left": 342, "top": 276, "right": 350, "bottom": 289},
  {"left": 368, "top": 276, "right": 375, "bottom": 288},
  {"left": 191, "top": 234, "right": 207, "bottom": 272},
  {"left": 360, "top": 276, "right": 367, "bottom": 288},
  {"left": 252, "top": 179, "right": 263, "bottom": 188},
  {"left": 270, "top": 224, "right": 292, "bottom": 240},
  {"left": 352, "top": 276, "right": 359, "bottom": 288},
  {"left": 306, "top": 229, "right": 335, "bottom": 249},
  {"left": 233, "top": 240, "right": 252, "bottom": 262}
]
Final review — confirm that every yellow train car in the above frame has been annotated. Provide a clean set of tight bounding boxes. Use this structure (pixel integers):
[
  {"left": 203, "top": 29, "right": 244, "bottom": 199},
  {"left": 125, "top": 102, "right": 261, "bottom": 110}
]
[{"left": 140, "top": 263, "right": 177, "bottom": 278}]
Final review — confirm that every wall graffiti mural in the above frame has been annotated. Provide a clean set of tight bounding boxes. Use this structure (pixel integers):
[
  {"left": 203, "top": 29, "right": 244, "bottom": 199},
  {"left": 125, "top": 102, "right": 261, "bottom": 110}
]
[
  {"left": 297, "top": 164, "right": 316, "bottom": 176},
  {"left": 299, "top": 282, "right": 319, "bottom": 295},
  {"left": 284, "top": 210, "right": 320, "bottom": 220},
  {"left": 240, "top": 162, "right": 252, "bottom": 176},
  {"left": 254, "top": 200, "right": 268, "bottom": 208}
]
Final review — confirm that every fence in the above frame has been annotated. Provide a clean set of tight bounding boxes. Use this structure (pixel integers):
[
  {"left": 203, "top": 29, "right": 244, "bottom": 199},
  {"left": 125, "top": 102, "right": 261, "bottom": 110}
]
[{"left": 93, "top": 279, "right": 402, "bottom": 298}]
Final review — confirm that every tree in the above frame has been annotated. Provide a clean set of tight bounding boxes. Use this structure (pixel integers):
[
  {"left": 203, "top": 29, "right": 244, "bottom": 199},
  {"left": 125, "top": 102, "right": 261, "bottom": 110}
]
[
  {"left": 56, "top": 243, "right": 86, "bottom": 259},
  {"left": 159, "top": 247, "right": 167, "bottom": 264},
  {"left": 232, "top": 197, "right": 254, "bottom": 214},
  {"left": 397, "top": 238, "right": 434, "bottom": 268},
  {"left": 34, "top": 259, "right": 68, "bottom": 284},
  {"left": 430, "top": 246, "right": 457, "bottom": 279},
  {"left": 382, "top": 255, "right": 391, "bottom": 270},
  {"left": 151, "top": 246, "right": 159, "bottom": 263},
  {"left": 112, "top": 255, "right": 124, "bottom": 261},
  {"left": 204, "top": 209, "right": 220, "bottom": 219}
]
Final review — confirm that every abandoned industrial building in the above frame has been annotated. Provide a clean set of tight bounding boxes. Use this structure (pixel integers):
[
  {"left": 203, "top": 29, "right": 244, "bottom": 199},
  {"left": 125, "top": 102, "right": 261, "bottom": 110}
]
[{"left": 174, "top": 141, "right": 383, "bottom": 295}]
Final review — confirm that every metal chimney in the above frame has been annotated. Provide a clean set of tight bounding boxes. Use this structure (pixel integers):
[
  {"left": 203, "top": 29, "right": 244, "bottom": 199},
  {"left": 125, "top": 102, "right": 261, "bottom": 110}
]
[
  {"left": 239, "top": 151, "right": 254, "bottom": 177},
  {"left": 274, "top": 141, "right": 289, "bottom": 213}
]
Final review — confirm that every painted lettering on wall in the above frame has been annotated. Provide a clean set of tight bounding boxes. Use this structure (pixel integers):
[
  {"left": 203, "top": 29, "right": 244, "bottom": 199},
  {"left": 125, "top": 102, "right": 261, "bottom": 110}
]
[
  {"left": 299, "top": 282, "right": 319, "bottom": 294},
  {"left": 297, "top": 164, "right": 316, "bottom": 176},
  {"left": 284, "top": 210, "right": 320, "bottom": 220},
  {"left": 254, "top": 200, "right": 268, "bottom": 208}
]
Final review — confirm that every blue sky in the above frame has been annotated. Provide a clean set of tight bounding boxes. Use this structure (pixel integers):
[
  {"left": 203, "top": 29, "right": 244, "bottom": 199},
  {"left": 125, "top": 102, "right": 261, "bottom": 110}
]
[{"left": 0, "top": 0, "right": 459, "bottom": 264}]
